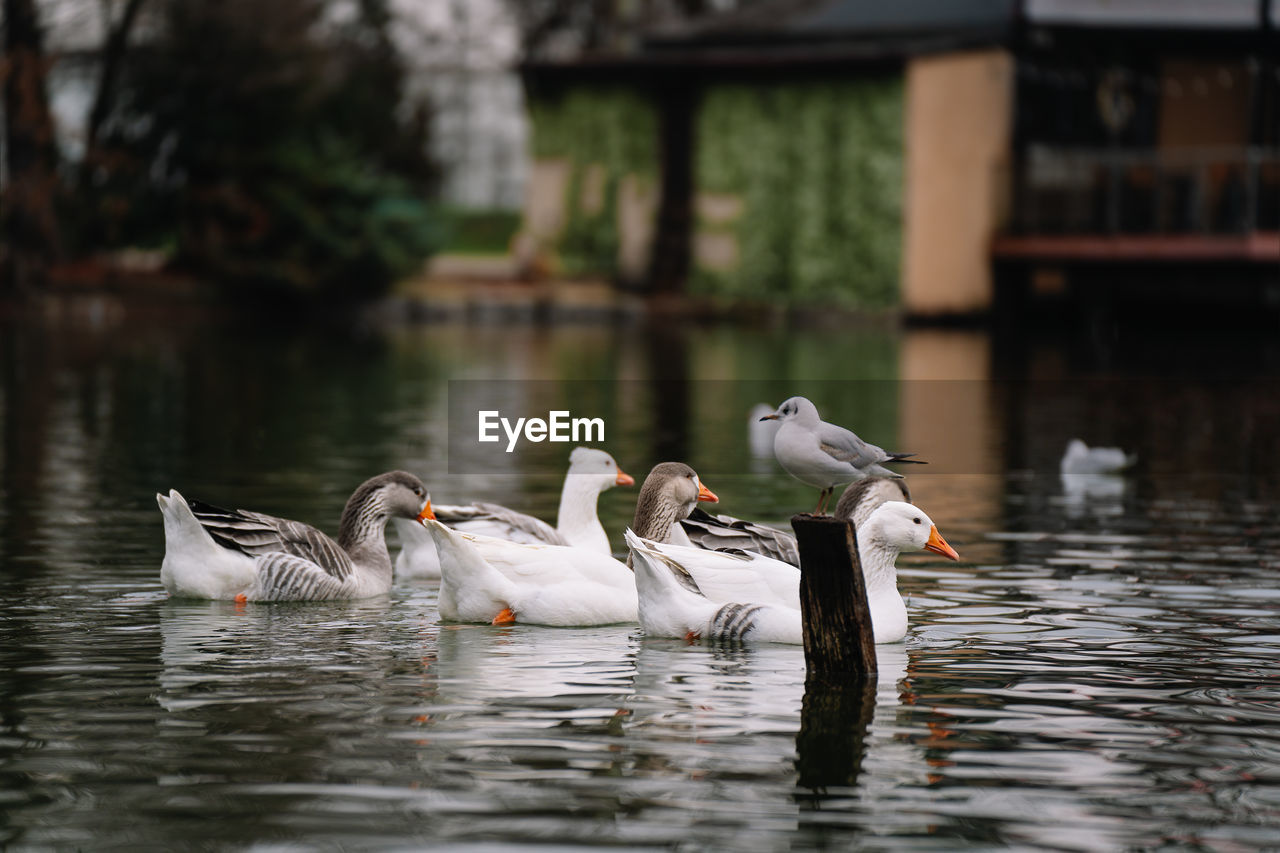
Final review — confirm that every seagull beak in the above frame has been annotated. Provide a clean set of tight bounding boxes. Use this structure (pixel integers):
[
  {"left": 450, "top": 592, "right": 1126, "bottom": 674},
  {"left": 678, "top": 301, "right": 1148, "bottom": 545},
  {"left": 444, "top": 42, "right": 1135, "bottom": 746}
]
[
  {"left": 697, "top": 482, "right": 719, "bottom": 503},
  {"left": 615, "top": 468, "right": 635, "bottom": 487},
  {"left": 417, "top": 498, "right": 435, "bottom": 523},
  {"left": 759, "top": 413, "right": 779, "bottom": 421},
  {"left": 924, "top": 525, "right": 959, "bottom": 561}
]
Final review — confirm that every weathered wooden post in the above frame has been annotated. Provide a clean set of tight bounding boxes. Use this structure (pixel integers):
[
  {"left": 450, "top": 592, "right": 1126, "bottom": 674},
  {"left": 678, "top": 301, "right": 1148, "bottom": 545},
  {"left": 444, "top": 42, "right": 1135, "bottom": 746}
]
[
  {"left": 789, "top": 513, "right": 877, "bottom": 678},
  {"left": 791, "top": 513, "right": 878, "bottom": 795}
]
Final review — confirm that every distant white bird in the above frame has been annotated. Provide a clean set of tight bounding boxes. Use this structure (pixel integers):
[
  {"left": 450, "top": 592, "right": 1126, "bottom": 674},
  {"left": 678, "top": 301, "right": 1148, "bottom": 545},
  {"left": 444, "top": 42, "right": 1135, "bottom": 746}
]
[
  {"left": 762, "top": 396, "right": 923, "bottom": 514},
  {"left": 1060, "top": 439, "right": 1136, "bottom": 476},
  {"left": 748, "top": 403, "right": 780, "bottom": 459}
]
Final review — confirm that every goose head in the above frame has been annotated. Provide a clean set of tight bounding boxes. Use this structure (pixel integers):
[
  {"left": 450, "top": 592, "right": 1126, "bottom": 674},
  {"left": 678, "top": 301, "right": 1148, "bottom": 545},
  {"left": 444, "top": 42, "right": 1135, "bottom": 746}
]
[
  {"left": 760, "top": 395, "right": 820, "bottom": 427},
  {"left": 834, "top": 477, "right": 912, "bottom": 529},
  {"left": 337, "top": 470, "right": 431, "bottom": 549},
  {"left": 565, "top": 446, "right": 634, "bottom": 493},
  {"left": 860, "top": 501, "right": 959, "bottom": 561},
  {"left": 631, "top": 462, "right": 718, "bottom": 541}
]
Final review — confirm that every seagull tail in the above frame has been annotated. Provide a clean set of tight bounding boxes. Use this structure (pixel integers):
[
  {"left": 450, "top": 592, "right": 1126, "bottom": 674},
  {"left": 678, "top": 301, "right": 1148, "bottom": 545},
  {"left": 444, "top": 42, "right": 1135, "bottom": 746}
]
[{"left": 887, "top": 453, "right": 927, "bottom": 464}]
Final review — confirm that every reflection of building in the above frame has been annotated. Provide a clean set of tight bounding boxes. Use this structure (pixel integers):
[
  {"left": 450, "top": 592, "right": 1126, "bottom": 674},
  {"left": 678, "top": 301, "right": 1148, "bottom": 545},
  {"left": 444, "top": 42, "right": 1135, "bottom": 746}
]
[{"left": 516, "top": 0, "right": 1278, "bottom": 315}]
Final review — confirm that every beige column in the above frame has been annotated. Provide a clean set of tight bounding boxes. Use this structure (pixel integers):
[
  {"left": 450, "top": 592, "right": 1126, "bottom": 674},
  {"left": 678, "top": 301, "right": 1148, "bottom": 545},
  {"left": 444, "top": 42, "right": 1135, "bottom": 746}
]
[{"left": 902, "top": 50, "right": 1015, "bottom": 316}]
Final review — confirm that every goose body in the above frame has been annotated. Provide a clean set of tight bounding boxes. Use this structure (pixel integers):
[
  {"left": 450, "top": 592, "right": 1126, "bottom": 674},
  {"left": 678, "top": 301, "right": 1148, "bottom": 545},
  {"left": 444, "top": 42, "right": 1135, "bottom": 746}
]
[
  {"left": 395, "top": 447, "right": 632, "bottom": 579},
  {"left": 632, "top": 537, "right": 801, "bottom": 610},
  {"left": 762, "top": 396, "right": 923, "bottom": 514},
  {"left": 157, "top": 471, "right": 430, "bottom": 602},
  {"left": 425, "top": 518, "right": 638, "bottom": 627},
  {"left": 627, "top": 529, "right": 803, "bottom": 644},
  {"left": 629, "top": 501, "right": 959, "bottom": 644},
  {"left": 675, "top": 476, "right": 911, "bottom": 566}
]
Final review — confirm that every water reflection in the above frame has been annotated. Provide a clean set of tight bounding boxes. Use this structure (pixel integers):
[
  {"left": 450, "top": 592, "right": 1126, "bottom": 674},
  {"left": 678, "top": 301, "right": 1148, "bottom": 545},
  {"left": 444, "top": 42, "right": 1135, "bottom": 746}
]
[{"left": 4, "top": 307, "right": 1280, "bottom": 849}]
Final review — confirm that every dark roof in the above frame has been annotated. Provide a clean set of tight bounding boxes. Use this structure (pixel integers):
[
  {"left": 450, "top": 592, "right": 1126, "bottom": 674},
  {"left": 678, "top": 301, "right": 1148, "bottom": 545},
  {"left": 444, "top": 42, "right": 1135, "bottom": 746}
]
[
  {"left": 522, "top": 0, "right": 1274, "bottom": 78},
  {"left": 646, "top": 0, "right": 1016, "bottom": 47},
  {"left": 1023, "top": 0, "right": 1269, "bottom": 31}
]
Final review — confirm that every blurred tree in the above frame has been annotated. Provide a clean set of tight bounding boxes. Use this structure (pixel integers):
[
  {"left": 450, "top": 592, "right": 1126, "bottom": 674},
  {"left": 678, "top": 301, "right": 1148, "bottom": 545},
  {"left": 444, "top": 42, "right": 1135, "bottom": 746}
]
[
  {"left": 94, "top": 0, "right": 440, "bottom": 301},
  {"left": 77, "top": 0, "right": 148, "bottom": 194},
  {"left": 1, "top": 0, "right": 64, "bottom": 292}
]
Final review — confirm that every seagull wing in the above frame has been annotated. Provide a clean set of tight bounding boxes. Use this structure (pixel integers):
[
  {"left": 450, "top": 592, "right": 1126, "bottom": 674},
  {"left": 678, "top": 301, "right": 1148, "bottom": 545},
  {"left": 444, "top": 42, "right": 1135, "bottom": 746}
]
[{"left": 816, "top": 421, "right": 891, "bottom": 469}]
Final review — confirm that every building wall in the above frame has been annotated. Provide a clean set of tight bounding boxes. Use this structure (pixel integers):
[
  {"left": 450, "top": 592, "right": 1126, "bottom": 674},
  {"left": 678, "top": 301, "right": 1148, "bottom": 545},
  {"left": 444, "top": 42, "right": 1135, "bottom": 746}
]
[
  {"left": 514, "top": 86, "right": 660, "bottom": 282},
  {"left": 902, "top": 50, "right": 1014, "bottom": 316},
  {"left": 690, "top": 79, "right": 905, "bottom": 308}
]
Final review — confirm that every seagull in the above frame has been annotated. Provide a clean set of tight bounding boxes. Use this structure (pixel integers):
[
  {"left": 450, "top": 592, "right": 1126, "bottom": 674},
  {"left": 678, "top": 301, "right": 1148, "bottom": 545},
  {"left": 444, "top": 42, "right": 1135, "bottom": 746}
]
[
  {"left": 1060, "top": 439, "right": 1136, "bottom": 475},
  {"left": 761, "top": 396, "right": 923, "bottom": 515}
]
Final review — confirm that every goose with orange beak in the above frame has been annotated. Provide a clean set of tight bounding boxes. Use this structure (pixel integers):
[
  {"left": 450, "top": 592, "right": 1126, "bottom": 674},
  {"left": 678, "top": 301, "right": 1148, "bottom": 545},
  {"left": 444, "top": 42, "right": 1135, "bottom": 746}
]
[
  {"left": 628, "top": 500, "right": 959, "bottom": 644},
  {"left": 394, "top": 447, "right": 634, "bottom": 579},
  {"left": 157, "top": 471, "right": 432, "bottom": 602},
  {"left": 418, "top": 493, "right": 640, "bottom": 628}
]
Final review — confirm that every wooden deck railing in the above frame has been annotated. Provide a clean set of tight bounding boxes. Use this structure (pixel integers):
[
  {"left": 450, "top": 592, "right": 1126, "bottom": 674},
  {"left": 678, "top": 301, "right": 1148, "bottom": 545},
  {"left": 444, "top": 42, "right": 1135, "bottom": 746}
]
[{"left": 1007, "top": 146, "right": 1280, "bottom": 237}]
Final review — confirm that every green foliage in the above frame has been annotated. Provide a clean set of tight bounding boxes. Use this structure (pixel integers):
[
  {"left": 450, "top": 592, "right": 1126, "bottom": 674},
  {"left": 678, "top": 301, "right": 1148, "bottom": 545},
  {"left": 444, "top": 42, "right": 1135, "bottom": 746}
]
[
  {"left": 439, "top": 208, "right": 523, "bottom": 256},
  {"left": 527, "top": 87, "right": 657, "bottom": 277},
  {"left": 97, "top": 0, "right": 440, "bottom": 300},
  {"left": 529, "top": 88, "right": 657, "bottom": 175},
  {"left": 694, "top": 79, "right": 904, "bottom": 308}
]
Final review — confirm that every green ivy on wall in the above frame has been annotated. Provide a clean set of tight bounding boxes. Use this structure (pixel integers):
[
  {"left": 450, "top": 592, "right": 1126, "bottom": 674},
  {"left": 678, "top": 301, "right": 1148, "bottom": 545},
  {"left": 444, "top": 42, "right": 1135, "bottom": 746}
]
[
  {"left": 527, "top": 87, "right": 658, "bottom": 277},
  {"left": 693, "top": 79, "right": 905, "bottom": 308}
]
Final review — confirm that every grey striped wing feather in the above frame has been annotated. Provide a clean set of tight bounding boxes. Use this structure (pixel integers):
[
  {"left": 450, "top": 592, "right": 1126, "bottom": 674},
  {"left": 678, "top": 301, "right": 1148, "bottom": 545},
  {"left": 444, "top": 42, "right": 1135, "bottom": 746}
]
[
  {"left": 444, "top": 502, "right": 570, "bottom": 547},
  {"left": 817, "top": 422, "right": 890, "bottom": 468},
  {"left": 188, "top": 500, "right": 354, "bottom": 581},
  {"left": 252, "top": 552, "right": 349, "bottom": 601},
  {"left": 679, "top": 509, "right": 800, "bottom": 566},
  {"left": 709, "top": 603, "right": 765, "bottom": 642}
]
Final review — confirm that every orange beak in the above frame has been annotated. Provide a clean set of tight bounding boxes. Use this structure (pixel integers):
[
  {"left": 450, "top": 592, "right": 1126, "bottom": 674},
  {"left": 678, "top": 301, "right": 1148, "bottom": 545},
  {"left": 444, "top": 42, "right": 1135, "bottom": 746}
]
[
  {"left": 697, "top": 482, "right": 719, "bottom": 503},
  {"left": 924, "top": 525, "right": 959, "bottom": 561},
  {"left": 759, "top": 413, "right": 779, "bottom": 421},
  {"left": 417, "top": 498, "right": 435, "bottom": 523},
  {"left": 615, "top": 468, "right": 635, "bottom": 487}
]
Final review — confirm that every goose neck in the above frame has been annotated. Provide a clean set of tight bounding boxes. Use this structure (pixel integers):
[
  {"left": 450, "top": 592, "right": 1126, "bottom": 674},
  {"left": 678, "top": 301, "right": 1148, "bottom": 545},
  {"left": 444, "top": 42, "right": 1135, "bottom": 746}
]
[
  {"left": 857, "top": 536, "right": 901, "bottom": 596},
  {"left": 557, "top": 476, "right": 608, "bottom": 548},
  {"left": 632, "top": 495, "right": 688, "bottom": 543}
]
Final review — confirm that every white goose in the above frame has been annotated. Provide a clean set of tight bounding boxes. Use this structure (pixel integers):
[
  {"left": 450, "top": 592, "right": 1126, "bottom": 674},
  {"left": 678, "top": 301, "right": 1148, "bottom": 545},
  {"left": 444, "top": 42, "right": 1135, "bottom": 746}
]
[
  {"left": 394, "top": 447, "right": 633, "bottom": 579},
  {"left": 676, "top": 476, "right": 912, "bottom": 565},
  {"left": 422, "top": 507, "right": 638, "bottom": 627},
  {"left": 628, "top": 501, "right": 959, "bottom": 644},
  {"left": 157, "top": 471, "right": 431, "bottom": 602}
]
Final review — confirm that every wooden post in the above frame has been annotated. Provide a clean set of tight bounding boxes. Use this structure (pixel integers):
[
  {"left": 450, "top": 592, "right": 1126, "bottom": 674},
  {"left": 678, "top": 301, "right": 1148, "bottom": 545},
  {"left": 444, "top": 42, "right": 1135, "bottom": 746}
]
[{"left": 790, "top": 514, "right": 877, "bottom": 677}]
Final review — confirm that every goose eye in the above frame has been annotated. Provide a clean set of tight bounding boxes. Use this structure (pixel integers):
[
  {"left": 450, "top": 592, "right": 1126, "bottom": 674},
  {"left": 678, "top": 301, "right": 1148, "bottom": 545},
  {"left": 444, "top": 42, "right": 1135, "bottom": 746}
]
[{"left": 913, "top": 517, "right": 922, "bottom": 525}]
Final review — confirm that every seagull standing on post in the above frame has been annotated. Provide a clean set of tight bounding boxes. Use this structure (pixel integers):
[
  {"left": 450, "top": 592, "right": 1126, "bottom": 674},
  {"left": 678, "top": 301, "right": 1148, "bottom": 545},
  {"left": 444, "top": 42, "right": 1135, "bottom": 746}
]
[{"left": 761, "top": 396, "right": 924, "bottom": 515}]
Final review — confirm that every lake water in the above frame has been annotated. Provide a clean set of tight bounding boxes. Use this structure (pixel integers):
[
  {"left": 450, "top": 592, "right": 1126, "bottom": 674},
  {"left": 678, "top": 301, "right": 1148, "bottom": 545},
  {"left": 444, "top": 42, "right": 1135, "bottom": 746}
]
[{"left": 2, "top": 306, "right": 1279, "bottom": 850}]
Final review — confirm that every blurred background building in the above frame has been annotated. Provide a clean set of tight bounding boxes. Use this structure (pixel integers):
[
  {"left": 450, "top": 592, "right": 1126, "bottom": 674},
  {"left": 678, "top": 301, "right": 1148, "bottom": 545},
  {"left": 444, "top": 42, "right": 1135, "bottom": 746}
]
[
  {"left": 2, "top": 0, "right": 1277, "bottom": 318},
  {"left": 514, "top": 0, "right": 1279, "bottom": 317}
]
